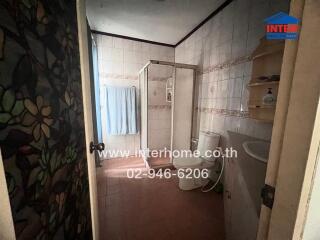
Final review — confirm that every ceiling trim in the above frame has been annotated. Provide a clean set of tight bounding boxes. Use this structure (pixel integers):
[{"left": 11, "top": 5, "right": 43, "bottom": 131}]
[
  {"left": 91, "top": 30, "right": 175, "bottom": 48},
  {"left": 91, "top": 0, "right": 233, "bottom": 48},
  {"left": 175, "top": 0, "right": 233, "bottom": 47}
]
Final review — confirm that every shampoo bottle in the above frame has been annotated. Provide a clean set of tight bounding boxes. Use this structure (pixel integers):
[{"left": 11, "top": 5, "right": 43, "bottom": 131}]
[{"left": 262, "top": 88, "right": 276, "bottom": 105}]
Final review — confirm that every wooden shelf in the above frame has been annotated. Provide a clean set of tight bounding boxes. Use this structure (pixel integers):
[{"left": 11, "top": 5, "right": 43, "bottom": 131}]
[
  {"left": 248, "top": 81, "right": 279, "bottom": 87},
  {"left": 252, "top": 49, "right": 283, "bottom": 60},
  {"left": 248, "top": 105, "right": 276, "bottom": 109},
  {"left": 250, "top": 118, "right": 274, "bottom": 123},
  {"left": 251, "top": 39, "right": 285, "bottom": 60},
  {"left": 247, "top": 37, "right": 284, "bottom": 123}
]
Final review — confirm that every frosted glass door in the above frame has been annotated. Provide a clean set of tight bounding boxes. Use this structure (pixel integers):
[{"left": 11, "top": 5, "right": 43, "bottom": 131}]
[
  {"left": 172, "top": 68, "right": 194, "bottom": 151},
  {"left": 140, "top": 68, "right": 148, "bottom": 162}
]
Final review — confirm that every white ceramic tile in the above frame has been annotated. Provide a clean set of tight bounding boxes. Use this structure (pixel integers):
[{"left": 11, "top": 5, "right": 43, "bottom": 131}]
[
  {"left": 244, "top": 61, "right": 253, "bottom": 77},
  {"left": 233, "top": 77, "right": 243, "bottom": 98},
  {"left": 124, "top": 62, "right": 140, "bottom": 76},
  {"left": 221, "top": 67, "right": 230, "bottom": 81},
  {"left": 123, "top": 39, "right": 134, "bottom": 50},
  {"left": 113, "top": 37, "right": 123, "bottom": 49},
  {"left": 111, "top": 61, "right": 124, "bottom": 75},
  {"left": 270, "top": 0, "right": 290, "bottom": 13},
  {"left": 111, "top": 48, "right": 124, "bottom": 63},
  {"left": 124, "top": 50, "right": 142, "bottom": 64},
  {"left": 99, "top": 60, "right": 113, "bottom": 74},
  {"left": 208, "top": 81, "right": 217, "bottom": 99},
  {"left": 132, "top": 41, "right": 142, "bottom": 52},
  {"left": 231, "top": 37, "right": 247, "bottom": 59},
  {"left": 219, "top": 42, "right": 232, "bottom": 63},
  {"left": 227, "top": 97, "right": 241, "bottom": 111},
  {"left": 101, "top": 36, "right": 113, "bottom": 48}
]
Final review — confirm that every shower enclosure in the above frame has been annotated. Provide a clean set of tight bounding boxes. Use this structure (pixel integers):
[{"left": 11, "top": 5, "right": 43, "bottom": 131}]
[{"left": 139, "top": 60, "right": 197, "bottom": 168}]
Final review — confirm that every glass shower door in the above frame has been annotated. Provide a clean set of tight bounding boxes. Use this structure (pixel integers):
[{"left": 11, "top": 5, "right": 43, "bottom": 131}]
[
  {"left": 139, "top": 67, "right": 148, "bottom": 165},
  {"left": 147, "top": 64, "right": 174, "bottom": 167}
]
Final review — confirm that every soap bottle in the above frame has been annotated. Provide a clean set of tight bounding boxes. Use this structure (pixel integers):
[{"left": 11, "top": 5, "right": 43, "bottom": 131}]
[{"left": 262, "top": 88, "right": 276, "bottom": 105}]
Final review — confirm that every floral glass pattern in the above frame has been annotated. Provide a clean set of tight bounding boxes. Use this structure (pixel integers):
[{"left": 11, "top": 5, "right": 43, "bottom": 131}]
[{"left": 0, "top": 0, "right": 92, "bottom": 239}]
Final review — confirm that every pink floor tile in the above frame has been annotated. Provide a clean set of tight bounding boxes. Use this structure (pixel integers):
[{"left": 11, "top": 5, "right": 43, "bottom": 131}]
[{"left": 97, "top": 157, "right": 225, "bottom": 240}]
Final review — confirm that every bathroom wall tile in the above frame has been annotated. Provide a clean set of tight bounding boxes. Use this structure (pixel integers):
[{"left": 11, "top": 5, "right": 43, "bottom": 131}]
[
  {"left": 150, "top": 44, "right": 160, "bottom": 59},
  {"left": 123, "top": 39, "right": 134, "bottom": 50},
  {"left": 124, "top": 63, "right": 141, "bottom": 76},
  {"left": 208, "top": 81, "right": 218, "bottom": 99},
  {"left": 96, "top": 34, "right": 174, "bottom": 156},
  {"left": 233, "top": 0, "right": 250, "bottom": 39},
  {"left": 100, "top": 48, "right": 113, "bottom": 61},
  {"left": 221, "top": 67, "right": 230, "bottom": 81},
  {"left": 270, "top": 0, "right": 290, "bottom": 13},
  {"left": 111, "top": 48, "right": 124, "bottom": 63},
  {"left": 132, "top": 41, "right": 142, "bottom": 52},
  {"left": 246, "top": 26, "right": 265, "bottom": 55},
  {"left": 231, "top": 37, "right": 247, "bottom": 60},
  {"left": 240, "top": 78, "right": 250, "bottom": 112},
  {"left": 124, "top": 50, "right": 139, "bottom": 64},
  {"left": 219, "top": 5, "right": 234, "bottom": 45},
  {"left": 113, "top": 37, "right": 124, "bottom": 49},
  {"left": 141, "top": 42, "right": 150, "bottom": 53},
  {"left": 224, "top": 116, "right": 240, "bottom": 133},
  {"left": 219, "top": 41, "right": 232, "bottom": 63},
  {"left": 227, "top": 97, "right": 241, "bottom": 111},
  {"left": 202, "top": 73, "right": 209, "bottom": 83},
  {"left": 100, "top": 60, "right": 113, "bottom": 74},
  {"left": 232, "top": 77, "right": 244, "bottom": 98},
  {"left": 111, "top": 61, "right": 124, "bottom": 75},
  {"left": 230, "top": 63, "right": 245, "bottom": 79},
  {"left": 249, "top": 0, "right": 272, "bottom": 31},
  {"left": 97, "top": 0, "right": 286, "bottom": 154},
  {"left": 209, "top": 51, "right": 219, "bottom": 66},
  {"left": 218, "top": 80, "right": 229, "bottom": 98},
  {"left": 244, "top": 61, "right": 253, "bottom": 77},
  {"left": 101, "top": 36, "right": 113, "bottom": 49},
  {"left": 174, "top": 0, "right": 285, "bottom": 142}
]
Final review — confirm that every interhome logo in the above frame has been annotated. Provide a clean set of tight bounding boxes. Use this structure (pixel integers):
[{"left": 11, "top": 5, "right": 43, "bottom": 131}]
[{"left": 264, "top": 12, "right": 300, "bottom": 40}]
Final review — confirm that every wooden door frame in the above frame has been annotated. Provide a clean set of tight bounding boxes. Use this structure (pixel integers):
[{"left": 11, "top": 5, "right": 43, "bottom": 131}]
[
  {"left": 76, "top": 0, "right": 99, "bottom": 239},
  {"left": 293, "top": 98, "right": 320, "bottom": 239},
  {"left": 0, "top": 149, "right": 16, "bottom": 239},
  {"left": 257, "top": 0, "right": 320, "bottom": 239}
]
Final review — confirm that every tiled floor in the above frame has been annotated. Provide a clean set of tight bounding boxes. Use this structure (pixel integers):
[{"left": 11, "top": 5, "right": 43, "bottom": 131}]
[
  {"left": 148, "top": 155, "right": 172, "bottom": 169},
  {"left": 97, "top": 157, "right": 225, "bottom": 240}
]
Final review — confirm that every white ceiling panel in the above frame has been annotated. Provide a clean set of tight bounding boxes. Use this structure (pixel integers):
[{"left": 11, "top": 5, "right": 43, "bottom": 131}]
[{"left": 86, "top": 0, "right": 224, "bottom": 45}]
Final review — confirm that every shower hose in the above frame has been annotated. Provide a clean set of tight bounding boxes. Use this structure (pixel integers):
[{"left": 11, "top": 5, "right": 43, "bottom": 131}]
[{"left": 201, "top": 155, "right": 225, "bottom": 193}]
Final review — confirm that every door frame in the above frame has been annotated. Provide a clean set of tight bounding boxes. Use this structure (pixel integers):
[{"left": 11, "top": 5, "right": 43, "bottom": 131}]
[
  {"left": 76, "top": 0, "right": 99, "bottom": 239},
  {"left": 257, "top": 0, "right": 320, "bottom": 239},
  {"left": 0, "top": 149, "right": 16, "bottom": 239},
  {"left": 293, "top": 98, "right": 320, "bottom": 239}
]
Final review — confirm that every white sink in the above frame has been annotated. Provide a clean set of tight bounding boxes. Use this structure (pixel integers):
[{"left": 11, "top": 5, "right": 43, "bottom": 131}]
[{"left": 242, "top": 141, "right": 270, "bottom": 163}]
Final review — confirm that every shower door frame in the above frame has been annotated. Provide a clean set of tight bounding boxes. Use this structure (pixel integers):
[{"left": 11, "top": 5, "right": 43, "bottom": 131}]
[{"left": 139, "top": 60, "right": 197, "bottom": 167}]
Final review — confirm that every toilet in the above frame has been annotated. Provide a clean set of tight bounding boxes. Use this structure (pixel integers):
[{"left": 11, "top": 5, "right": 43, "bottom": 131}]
[{"left": 173, "top": 131, "right": 221, "bottom": 190}]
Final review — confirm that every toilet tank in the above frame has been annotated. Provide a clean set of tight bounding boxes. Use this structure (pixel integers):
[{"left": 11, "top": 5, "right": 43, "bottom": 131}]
[{"left": 197, "top": 131, "right": 220, "bottom": 161}]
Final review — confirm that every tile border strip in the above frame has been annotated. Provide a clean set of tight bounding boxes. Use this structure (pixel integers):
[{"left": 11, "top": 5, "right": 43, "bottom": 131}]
[
  {"left": 195, "top": 107, "right": 249, "bottom": 118},
  {"left": 99, "top": 73, "right": 171, "bottom": 82},
  {"left": 198, "top": 55, "right": 252, "bottom": 75},
  {"left": 148, "top": 105, "right": 172, "bottom": 110}
]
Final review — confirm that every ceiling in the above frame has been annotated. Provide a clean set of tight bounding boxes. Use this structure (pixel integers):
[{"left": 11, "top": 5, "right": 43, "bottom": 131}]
[{"left": 86, "top": 0, "right": 224, "bottom": 45}]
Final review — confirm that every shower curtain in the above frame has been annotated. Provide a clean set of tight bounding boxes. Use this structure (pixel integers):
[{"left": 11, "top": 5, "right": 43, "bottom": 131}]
[{"left": 101, "top": 86, "right": 137, "bottom": 135}]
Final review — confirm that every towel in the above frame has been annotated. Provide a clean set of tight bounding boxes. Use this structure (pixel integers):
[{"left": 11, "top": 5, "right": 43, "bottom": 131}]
[{"left": 102, "top": 86, "right": 137, "bottom": 135}]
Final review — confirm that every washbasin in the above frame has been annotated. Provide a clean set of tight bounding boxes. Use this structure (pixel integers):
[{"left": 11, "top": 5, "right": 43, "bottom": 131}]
[{"left": 242, "top": 141, "right": 270, "bottom": 163}]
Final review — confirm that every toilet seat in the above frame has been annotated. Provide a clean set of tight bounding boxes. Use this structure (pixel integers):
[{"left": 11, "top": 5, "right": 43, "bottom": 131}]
[
  {"left": 173, "top": 157, "right": 218, "bottom": 190},
  {"left": 173, "top": 157, "right": 216, "bottom": 169},
  {"left": 172, "top": 131, "right": 221, "bottom": 190}
]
